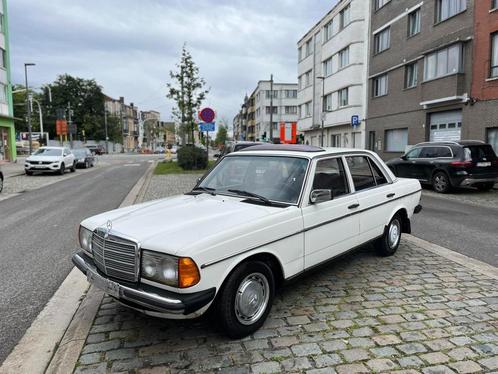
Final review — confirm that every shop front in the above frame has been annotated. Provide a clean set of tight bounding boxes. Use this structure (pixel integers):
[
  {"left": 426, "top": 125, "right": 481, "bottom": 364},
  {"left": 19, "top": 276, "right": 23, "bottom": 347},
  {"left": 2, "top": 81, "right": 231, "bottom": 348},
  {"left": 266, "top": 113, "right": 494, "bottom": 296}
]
[{"left": 0, "top": 117, "right": 16, "bottom": 162}]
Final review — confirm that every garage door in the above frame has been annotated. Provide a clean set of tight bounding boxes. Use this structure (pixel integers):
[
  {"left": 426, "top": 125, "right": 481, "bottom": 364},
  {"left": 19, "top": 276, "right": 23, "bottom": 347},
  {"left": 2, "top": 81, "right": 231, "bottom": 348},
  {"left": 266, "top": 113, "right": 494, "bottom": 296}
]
[{"left": 430, "top": 110, "right": 462, "bottom": 142}]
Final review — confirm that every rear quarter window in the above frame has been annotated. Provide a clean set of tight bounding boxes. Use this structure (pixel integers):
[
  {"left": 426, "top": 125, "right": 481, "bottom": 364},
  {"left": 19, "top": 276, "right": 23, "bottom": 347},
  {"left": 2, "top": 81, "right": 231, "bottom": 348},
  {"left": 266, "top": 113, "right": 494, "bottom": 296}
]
[{"left": 464, "top": 145, "right": 497, "bottom": 161}]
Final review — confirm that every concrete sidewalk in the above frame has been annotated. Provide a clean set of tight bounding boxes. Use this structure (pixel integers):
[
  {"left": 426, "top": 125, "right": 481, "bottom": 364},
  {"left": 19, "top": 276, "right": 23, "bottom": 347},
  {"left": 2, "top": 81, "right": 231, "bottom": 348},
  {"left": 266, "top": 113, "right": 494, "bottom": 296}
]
[
  {"left": 40, "top": 173, "right": 497, "bottom": 374},
  {"left": 0, "top": 157, "right": 26, "bottom": 178}
]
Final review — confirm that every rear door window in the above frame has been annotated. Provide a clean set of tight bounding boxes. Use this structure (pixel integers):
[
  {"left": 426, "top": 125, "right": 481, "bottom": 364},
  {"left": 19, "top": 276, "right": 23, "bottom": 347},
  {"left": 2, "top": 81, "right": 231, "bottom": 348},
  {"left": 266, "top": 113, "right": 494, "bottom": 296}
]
[
  {"left": 346, "top": 156, "right": 376, "bottom": 191},
  {"left": 435, "top": 147, "right": 452, "bottom": 158},
  {"left": 419, "top": 147, "right": 438, "bottom": 158},
  {"left": 313, "top": 158, "right": 349, "bottom": 198}
]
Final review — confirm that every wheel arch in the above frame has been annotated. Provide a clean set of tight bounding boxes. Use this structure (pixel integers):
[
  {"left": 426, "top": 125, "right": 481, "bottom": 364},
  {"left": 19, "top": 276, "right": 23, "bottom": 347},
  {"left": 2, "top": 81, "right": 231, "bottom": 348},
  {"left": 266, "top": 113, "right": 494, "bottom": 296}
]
[{"left": 388, "top": 207, "right": 411, "bottom": 234}]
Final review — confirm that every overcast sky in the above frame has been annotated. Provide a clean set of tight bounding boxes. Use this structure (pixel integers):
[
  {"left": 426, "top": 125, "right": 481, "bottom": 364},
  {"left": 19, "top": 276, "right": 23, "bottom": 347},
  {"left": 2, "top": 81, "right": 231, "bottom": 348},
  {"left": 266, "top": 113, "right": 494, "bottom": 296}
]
[{"left": 9, "top": 0, "right": 335, "bottom": 126}]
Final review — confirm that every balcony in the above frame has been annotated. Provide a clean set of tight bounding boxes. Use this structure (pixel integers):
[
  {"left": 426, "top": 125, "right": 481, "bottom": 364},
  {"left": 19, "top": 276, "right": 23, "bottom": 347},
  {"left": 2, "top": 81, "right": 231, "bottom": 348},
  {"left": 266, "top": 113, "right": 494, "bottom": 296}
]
[{"left": 420, "top": 73, "right": 468, "bottom": 108}]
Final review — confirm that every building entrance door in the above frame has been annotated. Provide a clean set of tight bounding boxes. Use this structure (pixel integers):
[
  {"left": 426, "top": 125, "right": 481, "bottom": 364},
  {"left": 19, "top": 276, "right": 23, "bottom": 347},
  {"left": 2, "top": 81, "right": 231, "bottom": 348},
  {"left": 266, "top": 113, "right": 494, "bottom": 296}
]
[
  {"left": 0, "top": 127, "right": 9, "bottom": 161},
  {"left": 429, "top": 110, "right": 462, "bottom": 142}
]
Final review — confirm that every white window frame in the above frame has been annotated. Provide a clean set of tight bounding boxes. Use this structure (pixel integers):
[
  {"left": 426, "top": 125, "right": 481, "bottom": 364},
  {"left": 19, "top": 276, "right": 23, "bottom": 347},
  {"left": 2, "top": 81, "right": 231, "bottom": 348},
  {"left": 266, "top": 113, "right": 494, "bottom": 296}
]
[
  {"left": 324, "top": 20, "right": 334, "bottom": 42},
  {"left": 491, "top": 33, "right": 498, "bottom": 78},
  {"left": 323, "top": 57, "right": 333, "bottom": 76},
  {"left": 405, "top": 62, "right": 418, "bottom": 88},
  {"left": 338, "top": 87, "right": 349, "bottom": 107},
  {"left": 373, "top": 74, "right": 388, "bottom": 97},
  {"left": 323, "top": 93, "right": 333, "bottom": 112},
  {"left": 338, "top": 47, "right": 350, "bottom": 69},
  {"left": 374, "top": 27, "right": 390, "bottom": 54},
  {"left": 376, "top": 0, "right": 391, "bottom": 10},
  {"left": 436, "top": 0, "right": 466, "bottom": 23},
  {"left": 423, "top": 43, "right": 462, "bottom": 81},
  {"left": 339, "top": 4, "right": 351, "bottom": 30},
  {"left": 407, "top": 8, "right": 421, "bottom": 37}
]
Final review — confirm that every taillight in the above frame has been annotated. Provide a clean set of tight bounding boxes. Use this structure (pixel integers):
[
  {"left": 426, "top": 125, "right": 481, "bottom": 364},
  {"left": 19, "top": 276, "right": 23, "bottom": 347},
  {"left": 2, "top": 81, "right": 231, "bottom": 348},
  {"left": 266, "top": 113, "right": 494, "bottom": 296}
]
[{"left": 450, "top": 161, "right": 473, "bottom": 167}]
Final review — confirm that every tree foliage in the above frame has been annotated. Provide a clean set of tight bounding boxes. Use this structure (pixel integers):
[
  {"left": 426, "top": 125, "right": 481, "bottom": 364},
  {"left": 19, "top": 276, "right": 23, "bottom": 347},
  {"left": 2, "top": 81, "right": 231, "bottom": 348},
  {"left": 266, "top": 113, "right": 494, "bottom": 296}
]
[
  {"left": 215, "top": 125, "right": 228, "bottom": 146},
  {"left": 166, "top": 44, "right": 209, "bottom": 144}
]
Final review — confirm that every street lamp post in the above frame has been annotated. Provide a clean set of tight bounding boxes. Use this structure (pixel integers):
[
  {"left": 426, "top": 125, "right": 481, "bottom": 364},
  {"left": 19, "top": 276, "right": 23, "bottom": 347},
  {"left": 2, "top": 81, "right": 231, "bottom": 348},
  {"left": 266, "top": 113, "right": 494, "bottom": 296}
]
[
  {"left": 317, "top": 76, "right": 325, "bottom": 147},
  {"left": 24, "top": 63, "right": 36, "bottom": 154},
  {"left": 104, "top": 109, "right": 109, "bottom": 154}
]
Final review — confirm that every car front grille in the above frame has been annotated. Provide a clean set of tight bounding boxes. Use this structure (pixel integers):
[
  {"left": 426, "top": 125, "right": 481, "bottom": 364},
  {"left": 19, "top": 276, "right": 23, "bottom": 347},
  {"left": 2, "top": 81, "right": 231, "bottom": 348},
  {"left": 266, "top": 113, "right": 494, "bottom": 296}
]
[
  {"left": 29, "top": 161, "right": 53, "bottom": 165},
  {"left": 92, "top": 228, "right": 139, "bottom": 282}
]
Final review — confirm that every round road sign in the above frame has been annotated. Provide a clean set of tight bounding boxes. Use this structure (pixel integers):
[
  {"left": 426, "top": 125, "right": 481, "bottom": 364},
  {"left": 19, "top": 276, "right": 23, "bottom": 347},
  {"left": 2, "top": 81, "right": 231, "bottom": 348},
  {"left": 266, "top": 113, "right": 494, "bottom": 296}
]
[{"left": 199, "top": 107, "right": 215, "bottom": 123}]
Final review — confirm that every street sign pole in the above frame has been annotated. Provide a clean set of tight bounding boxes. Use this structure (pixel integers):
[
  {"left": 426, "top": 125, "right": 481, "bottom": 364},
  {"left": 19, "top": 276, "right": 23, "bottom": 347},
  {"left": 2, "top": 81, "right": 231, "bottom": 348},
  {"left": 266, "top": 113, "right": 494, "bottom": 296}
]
[{"left": 206, "top": 130, "right": 209, "bottom": 163}]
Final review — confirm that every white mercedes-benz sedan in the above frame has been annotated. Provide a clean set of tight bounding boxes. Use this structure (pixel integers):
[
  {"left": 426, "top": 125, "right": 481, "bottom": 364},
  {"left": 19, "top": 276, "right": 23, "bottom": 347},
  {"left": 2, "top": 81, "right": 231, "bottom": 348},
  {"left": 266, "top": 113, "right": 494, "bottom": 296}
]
[{"left": 73, "top": 144, "right": 422, "bottom": 338}]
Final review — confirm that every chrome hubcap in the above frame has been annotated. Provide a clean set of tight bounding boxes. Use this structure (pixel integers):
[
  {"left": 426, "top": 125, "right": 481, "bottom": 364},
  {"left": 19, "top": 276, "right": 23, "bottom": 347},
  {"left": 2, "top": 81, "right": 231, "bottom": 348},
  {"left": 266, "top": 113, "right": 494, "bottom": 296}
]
[
  {"left": 388, "top": 219, "right": 401, "bottom": 249},
  {"left": 434, "top": 175, "right": 447, "bottom": 191},
  {"left": 234, "top": 273, "right": 269, "bottom": 325}
]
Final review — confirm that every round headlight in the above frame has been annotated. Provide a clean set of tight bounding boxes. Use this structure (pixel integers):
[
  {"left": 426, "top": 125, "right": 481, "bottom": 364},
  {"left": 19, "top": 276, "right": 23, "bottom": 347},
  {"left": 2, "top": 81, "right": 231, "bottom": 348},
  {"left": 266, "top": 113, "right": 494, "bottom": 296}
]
[
  {"left": 143, "top": 258, "right": 157, "bottom": 278},
  {"left": 161, "top": 260, "right": 177, "bottom": 280}
]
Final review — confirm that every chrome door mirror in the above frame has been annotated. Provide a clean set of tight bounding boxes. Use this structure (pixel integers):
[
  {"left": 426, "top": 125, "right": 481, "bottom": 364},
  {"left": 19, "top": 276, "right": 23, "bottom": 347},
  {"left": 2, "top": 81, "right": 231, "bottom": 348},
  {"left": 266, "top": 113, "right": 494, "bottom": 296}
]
[{"left": 310, "top": 189, "right": 332, "bottom": 204}]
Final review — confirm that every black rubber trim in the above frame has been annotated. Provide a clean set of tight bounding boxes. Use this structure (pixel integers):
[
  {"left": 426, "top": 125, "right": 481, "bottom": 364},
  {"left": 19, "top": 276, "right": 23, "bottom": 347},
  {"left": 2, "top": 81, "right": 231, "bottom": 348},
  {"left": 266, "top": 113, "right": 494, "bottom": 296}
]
[{"left": 414, "top": 204, "right": 422, "bottom": 214}]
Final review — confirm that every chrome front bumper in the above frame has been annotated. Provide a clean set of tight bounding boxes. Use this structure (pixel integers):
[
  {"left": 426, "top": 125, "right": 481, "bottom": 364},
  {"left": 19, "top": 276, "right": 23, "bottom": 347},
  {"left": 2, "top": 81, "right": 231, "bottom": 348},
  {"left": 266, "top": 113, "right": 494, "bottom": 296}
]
[{"left": 72, "top": 252, "right": 215, "bottom": 316}]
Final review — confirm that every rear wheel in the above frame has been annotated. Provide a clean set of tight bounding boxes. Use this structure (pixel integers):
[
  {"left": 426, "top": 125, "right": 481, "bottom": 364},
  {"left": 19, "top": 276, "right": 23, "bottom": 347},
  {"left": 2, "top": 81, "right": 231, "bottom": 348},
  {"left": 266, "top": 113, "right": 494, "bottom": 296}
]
[
  {"left": 216, "top": 261, "right": 274, "bottom": 339},
  {"left": 432, "top": 171, "right": 451, "bottom": 193},
  {"left": 70, "top": 162, "right": 76, "bottom": 172},
  {"left": 375, "top": 214, "right": 402, "bottom": 257},
  {"left": 0, "top": 177, "right": 3, "bottom": 192},
  {"left": 476, "top": 182, "right": 494, "bottom": 191}
]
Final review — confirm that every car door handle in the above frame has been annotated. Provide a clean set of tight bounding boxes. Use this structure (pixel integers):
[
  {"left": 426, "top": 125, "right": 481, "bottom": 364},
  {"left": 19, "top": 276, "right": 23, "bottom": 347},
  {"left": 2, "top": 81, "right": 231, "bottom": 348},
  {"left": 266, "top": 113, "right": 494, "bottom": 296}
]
[
  {"left": 386, "top": 193, "right": 395, "bottom": 198},
  {"left": 348, "top": 203, "right": 360, "bottom": 209}
]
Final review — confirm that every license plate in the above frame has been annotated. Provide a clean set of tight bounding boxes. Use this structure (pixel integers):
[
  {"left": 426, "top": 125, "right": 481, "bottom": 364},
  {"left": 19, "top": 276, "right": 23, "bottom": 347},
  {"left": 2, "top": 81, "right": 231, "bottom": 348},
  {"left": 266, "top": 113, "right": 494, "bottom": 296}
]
[
  {"left": 87, "top": 270, "right": 120, "bottom": 298},
  {"left": 477, "top": 162, "right": 491, "bottom": 167}
]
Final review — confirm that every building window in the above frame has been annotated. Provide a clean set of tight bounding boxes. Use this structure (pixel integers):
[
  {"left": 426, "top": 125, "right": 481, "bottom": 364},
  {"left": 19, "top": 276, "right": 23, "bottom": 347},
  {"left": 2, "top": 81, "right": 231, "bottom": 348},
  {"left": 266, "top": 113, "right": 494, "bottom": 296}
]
[
  {"left": 493, "top": 0, "right": 498, "bottom": 10},
  {"left": 491, "top": 33, "right": 498, "bottom": 78},
  {"left": 284, "top": 106, "right": 297, "bottom": 114},
  {"left": 424, "top": 44, "right": 462, "bottom": 81},
  {"left": 376, "top": 0, "right": 390, "bottom": 10},
  {"left": 298, "top": 47, "right": 302, "bottom": 61},
  {"left": 385, "top": 128, "right": 408, "bottom": 152},
  {"left": 407, "top": 9, "right": 421, "bottom": 37},
  {"left": 373, "top": 74, "right": 388, "bottom": 97},
  {"left": 304, "top": 101, "right": 312, "bottom": 117},
  {"left": 265, "top": 90, "right": 278, "bottom": 99},
  {"left": 305, "top": 39, "right": 313, "bottom": 57},
  {"left": 324, "top": 20, "right": 334, "bottom": 42},
  {"left": 0, "top": 49, "right": 5, "bottom": 69},
  {"left": 284, "top": 89, "right": 297, "bottom": 98},
  {"left": 323, "top": 93, "right": 333, "bottom": 112},
  {"left": 374, "top": 27, "right": 390, "bottom": 54},
  {"left": 323, "top": 57, "right": 333, "bottom": 76},
  {"left": 305, "top": 70, "right": 312, "bottom": 87},
  {"left": 338, "top": 47, "right": 349, "bottom": 69},
  {"left": 265, "top": 106, "right": 278, "bottom": 115},
  {"left": 0, "top": 83, "right": 6, "bottom": 103},
  {"left": 405, "top": 62, "right": 418, "bottom": 88},
  {"left": 436, "top": 0, "right": 466, "bottom": 23},
  {"left": 339, "top": 4, "right": 350, "bottom": 30},
  {"left": 331, "top": 134, "right": 341, "bottom": 147},
  {"left": 338, "top": 88, "right": 349, "bottom": 107}
]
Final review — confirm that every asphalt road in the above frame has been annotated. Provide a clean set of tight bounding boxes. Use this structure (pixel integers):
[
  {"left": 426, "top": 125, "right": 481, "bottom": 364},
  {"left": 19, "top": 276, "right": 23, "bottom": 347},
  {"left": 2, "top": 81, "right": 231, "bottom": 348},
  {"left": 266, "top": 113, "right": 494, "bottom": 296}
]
[
  {"left": 412, "top": 191, "right": 498, "bottom": 267},
  {"left": 0, "top": 161, "right": 150, "bottom": 363}
]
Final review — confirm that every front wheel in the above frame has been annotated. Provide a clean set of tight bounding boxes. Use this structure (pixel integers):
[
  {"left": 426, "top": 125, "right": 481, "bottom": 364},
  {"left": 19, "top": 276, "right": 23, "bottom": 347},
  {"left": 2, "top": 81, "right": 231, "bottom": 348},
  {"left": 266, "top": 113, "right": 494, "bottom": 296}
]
[
  {"left": 432, "top": 171, "right": 451, "bottom": 193},
  {"left": 59, "top": 163, "right": 65, "bottom": 175},
  {"left": 375, "top": 214, "right": 402, "bottom": 257},
  {"left": 216, "top": 261, "right": 274, "bottom": 339},
  {"left": 70, "top": 162, "right": 76, "bottom": 172}
]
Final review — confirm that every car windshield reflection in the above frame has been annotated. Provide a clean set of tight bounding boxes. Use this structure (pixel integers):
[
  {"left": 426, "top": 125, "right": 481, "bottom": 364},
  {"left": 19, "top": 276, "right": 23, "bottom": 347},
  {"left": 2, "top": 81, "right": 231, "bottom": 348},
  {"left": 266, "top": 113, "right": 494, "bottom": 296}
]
[{"left": 199, "top": 155, "right": 308, "bottom": 204}]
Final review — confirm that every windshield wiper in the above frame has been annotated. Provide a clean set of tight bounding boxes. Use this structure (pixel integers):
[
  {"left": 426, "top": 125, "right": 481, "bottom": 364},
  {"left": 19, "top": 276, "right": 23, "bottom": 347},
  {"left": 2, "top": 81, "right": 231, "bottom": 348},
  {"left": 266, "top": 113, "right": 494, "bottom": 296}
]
[
  {"left": 189, "top": 186, "right": 216, "bottom": 196},
  {"left": 227, "top": 189, "right": 273, "bottom": 205}
]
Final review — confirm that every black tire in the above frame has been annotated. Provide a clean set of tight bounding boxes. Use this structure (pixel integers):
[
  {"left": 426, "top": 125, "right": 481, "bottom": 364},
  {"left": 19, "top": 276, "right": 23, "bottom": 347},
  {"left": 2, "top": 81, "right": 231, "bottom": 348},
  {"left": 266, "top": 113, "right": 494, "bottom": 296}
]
[
  {"left": 59, "top": 163, "right": 65, "bottom": 175},
  {"left": 70, "top": 162, "right": 76, "bottom": 172},
  {"left": 216, "top": 261, "right": 275, "bottom": 339},
  {"left": 0, "top": 177, "right": 3, "bottom": 193},
  {"left": 432, "top": 171, "right": 451, "bottom": 193},
  {"left": 476, "top": 182, "right": 494, "bottom": 192},
  {"left": 375, "top": 214, "right": 402, "bottom": 257},
  {"left": 25, "top": 170, "right": 33, "bottom": 176}
]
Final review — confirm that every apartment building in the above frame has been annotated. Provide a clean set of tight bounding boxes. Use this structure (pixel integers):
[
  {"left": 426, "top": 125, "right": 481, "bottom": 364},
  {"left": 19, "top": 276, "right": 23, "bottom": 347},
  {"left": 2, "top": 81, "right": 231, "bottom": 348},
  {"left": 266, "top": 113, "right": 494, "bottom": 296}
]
[
  {"left": 469, "top": 0, "right": 498, "bottom": 153},
  {"left": 297, "top": 0, "right": 370, "bottom": 148},
  {"left": 0, "top": 0, "right": 15, "bottom": 161},
  {"left": 252, "top": 81, "right": 299, "bottom": 141},
  {"left": 366, "top": 0, "right": 475, "bottom": 159}
]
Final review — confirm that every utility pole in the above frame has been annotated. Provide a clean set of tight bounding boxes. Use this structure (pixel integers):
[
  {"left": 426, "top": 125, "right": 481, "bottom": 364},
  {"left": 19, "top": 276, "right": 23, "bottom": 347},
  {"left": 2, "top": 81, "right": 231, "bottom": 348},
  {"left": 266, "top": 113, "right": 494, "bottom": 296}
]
[
  {"left": 269, "top": 74, "right": 273, "bottom": 143},
  {"left": 317, "top": 76, "right": 326, "bottom": 147},
  {"left": 24, "top": 63, "right": 35, "bottom": 154},
  {"left": 104, "top": 109, "right": 109, "bottom": 154},
  {"left": 67, "top": 102, "right": 74, "bottom": 148},
  {"left": 120, "top": 102, "right": 125, "bottom": 153}
]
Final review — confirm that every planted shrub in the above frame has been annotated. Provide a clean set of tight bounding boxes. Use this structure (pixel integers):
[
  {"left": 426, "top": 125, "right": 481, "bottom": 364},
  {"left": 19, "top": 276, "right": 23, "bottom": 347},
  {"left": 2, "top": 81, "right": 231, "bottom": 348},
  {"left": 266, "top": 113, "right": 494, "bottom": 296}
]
[{"left": 177, "top": 145, "right": 207, "bottom": 170}]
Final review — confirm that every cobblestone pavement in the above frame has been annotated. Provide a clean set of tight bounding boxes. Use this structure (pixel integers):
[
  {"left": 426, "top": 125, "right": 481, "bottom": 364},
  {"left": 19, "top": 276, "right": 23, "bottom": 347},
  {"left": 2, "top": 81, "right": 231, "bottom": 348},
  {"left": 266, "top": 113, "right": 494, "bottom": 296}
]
[
  {"left": 422, "top": 186, "right": 498, "bottom": 209},
  {"left": 73, "top": 174, "right": 498, "bottom": 374}
]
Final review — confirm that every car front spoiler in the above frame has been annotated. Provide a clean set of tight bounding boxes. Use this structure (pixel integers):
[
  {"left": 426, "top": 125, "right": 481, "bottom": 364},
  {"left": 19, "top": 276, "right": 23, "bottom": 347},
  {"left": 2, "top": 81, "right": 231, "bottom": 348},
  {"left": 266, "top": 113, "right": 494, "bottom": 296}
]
[{"left": 72, "top": 251, "right": 215, "bottom": 316}]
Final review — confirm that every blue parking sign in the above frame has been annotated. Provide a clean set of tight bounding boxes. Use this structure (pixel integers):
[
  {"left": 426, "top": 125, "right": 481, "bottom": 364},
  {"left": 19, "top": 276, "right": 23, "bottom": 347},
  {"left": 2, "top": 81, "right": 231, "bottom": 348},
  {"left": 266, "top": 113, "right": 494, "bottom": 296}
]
[
  {"left": 351, "top": 115, "right": 360, "bottom": 127},
  {"left": 199, "top": 122, "right": 215, "bottom": 132}
]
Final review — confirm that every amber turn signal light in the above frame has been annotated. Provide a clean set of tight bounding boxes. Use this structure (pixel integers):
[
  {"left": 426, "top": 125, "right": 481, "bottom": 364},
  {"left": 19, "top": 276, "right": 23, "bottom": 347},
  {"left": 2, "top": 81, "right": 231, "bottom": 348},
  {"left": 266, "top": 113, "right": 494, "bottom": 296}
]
[{"left": 178, "top": 257, "right": 200, "bottom": 288}]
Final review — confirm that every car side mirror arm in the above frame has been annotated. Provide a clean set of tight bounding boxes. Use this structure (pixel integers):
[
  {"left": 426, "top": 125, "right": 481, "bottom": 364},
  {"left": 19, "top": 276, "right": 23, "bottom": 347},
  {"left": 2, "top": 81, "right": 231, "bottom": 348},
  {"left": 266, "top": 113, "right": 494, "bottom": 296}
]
[{"left": 310, "top": 189, "right": 333, "bottom": 204}]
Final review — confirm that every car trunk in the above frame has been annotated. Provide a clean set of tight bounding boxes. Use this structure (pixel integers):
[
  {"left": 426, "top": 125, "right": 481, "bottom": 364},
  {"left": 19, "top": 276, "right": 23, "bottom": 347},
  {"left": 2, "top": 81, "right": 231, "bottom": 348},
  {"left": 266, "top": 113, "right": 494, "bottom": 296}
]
[{"left": 464, "top": 145, "right": 498, "bottom": 177}]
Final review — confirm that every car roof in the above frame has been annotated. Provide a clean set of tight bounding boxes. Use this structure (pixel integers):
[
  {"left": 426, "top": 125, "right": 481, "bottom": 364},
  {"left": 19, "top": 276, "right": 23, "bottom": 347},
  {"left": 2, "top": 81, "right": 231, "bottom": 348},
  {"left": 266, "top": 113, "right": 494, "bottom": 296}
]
[
  {"left": 233, "top": 144, "right": 374, "bottom": 159},
  {"left": 39, "top": 146, "right": 64, "bottom": 150},
  {"left": 414, "top": 140, "right": 487, "bottom": 147}
]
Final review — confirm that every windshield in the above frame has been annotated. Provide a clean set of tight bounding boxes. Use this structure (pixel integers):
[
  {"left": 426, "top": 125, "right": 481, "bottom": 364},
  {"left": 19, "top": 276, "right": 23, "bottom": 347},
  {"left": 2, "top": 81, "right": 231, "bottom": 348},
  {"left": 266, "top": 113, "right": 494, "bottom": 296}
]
[
  {"left": 464, "top": 145, "right": 497, "bottom": 162},
  {"left": 73, "top": 149, "right": 87, "bottom": 157},
  {"left": 199, "top": 155, "right": 309, "bottom": 204},
  {"left": 33, "top": 148, "right": 62, "bottom": 156}
]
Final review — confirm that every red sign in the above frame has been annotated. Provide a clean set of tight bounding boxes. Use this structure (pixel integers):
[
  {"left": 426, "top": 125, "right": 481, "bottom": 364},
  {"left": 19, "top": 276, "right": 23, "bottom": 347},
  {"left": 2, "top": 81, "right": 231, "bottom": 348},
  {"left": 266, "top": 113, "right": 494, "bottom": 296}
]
[
  {"left": 199, "top": 107, "right": 215, "bottom": 123},
  {"left": 279, "top": 122, "right": 297, "bottom": 144},
  {"left": 56, "top": 120, "right": 68, "bottom": 136}
]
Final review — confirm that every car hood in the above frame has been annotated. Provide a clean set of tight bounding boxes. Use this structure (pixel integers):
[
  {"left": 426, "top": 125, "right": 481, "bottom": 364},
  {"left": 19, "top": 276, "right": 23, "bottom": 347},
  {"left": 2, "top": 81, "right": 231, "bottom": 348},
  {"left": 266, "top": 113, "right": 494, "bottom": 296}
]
[
  {"left": 27, "top": 155, "right": 61, "bottom": 162},
  {"left": 81, "top": 194, "right": 285, "bottom": 255}
]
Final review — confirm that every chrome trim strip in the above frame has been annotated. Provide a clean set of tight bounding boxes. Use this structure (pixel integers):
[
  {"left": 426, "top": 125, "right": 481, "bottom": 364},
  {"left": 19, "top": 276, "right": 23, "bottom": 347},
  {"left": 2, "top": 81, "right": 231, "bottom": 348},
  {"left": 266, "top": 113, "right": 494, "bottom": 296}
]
[{"left": 200, "top": 189, "right": 422, "bottom": 269}]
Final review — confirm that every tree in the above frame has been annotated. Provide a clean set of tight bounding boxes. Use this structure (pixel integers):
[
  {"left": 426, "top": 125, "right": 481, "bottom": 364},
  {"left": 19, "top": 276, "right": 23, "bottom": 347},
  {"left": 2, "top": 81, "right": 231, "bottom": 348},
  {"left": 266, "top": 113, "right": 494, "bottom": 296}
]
[
  {"left": 215, "top": 125, "right": 228, "bottom": 146},
  {"left": 167, "top": 44, "right": 209, "bottom": 144}
]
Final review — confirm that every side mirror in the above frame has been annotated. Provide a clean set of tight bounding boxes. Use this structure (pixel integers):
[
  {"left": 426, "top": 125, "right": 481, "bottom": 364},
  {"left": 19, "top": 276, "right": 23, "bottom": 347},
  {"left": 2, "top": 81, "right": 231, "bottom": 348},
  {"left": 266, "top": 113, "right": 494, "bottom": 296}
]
[
  {"left": 214, "top": 153, "right": 220, "bottom": 158},
  {"left": 310, "top": 189, "right": 332, "bottom": 204},
  {"left": 401, "top": 155, "right": 407, "bottom": 161}
]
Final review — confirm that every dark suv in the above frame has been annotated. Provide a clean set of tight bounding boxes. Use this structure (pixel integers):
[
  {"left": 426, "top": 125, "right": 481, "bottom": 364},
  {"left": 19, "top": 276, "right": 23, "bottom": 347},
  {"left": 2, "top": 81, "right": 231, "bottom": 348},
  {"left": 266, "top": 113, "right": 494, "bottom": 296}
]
[{"left": 386, "top": 141, "right": 498, "bottom": 193}]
